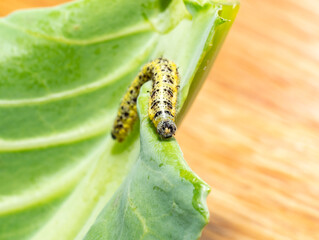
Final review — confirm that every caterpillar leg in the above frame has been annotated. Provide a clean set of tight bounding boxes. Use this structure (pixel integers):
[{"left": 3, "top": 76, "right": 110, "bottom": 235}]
[{"left": 111, "top": 57, "right": 179, "bottom": 142}]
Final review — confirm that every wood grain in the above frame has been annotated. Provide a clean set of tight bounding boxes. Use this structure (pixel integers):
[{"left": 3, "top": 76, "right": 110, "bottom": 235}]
[{"left": 1, "top": 0, "right": 319, "bottom": 239}]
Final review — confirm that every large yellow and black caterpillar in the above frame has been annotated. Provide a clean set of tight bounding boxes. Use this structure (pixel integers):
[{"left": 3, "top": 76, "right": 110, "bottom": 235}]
[{"left": 111, "top": 57, "right": 179, "bottom": 142}]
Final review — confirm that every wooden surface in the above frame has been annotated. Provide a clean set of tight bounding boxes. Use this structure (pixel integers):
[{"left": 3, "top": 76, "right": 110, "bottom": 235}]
[{"left": 1, "top": 0, "right": 319, "bottom": 239}]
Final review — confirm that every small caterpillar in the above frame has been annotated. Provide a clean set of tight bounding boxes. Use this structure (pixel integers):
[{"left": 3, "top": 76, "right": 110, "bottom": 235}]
[{"left": 111, "top": 57, "right": 179, "bottom": 142}]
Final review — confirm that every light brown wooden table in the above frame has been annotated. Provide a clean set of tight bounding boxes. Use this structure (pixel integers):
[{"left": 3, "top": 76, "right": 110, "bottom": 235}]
[{"left": 1, "top": 1, "right": 319, "bottom": 239}]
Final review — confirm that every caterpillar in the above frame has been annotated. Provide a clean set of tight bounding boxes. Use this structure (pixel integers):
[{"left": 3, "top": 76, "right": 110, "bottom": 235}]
[{"left": 111, "top": 57, "right": 179, "bottom": 142}]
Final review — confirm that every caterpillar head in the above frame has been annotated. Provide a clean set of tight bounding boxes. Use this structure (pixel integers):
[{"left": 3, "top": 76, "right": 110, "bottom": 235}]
[{"left": 157, "top": 120, "right": 177, "bottom": 139}]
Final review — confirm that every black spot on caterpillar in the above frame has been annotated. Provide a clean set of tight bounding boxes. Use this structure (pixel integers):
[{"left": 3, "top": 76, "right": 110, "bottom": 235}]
[{"left": 111, "top": 58, "right": 179, "bottom": 142}]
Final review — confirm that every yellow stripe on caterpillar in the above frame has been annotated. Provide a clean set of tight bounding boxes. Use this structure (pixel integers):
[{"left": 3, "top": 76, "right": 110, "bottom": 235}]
[{"left": 111, "top": 57, "right": 179, "bottom": 142}]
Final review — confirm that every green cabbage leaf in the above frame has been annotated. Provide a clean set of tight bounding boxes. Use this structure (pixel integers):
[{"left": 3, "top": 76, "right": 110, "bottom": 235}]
[{"left": 0, "top": 0, "right": 238, "bottom": 239}]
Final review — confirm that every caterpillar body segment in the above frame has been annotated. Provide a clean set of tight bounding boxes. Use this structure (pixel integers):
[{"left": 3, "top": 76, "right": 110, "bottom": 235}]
[
  {"left": 111, "top": 64, "right": 151, "bottom": 142},
  {"left": 148, "top": 58, "right": 179, "bottom": 139},
  {"left": 111, "top": 58, "right": 179, "bottom": 142}
]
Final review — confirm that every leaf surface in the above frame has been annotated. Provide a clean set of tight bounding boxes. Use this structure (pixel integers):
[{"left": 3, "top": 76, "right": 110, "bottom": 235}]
[{"left": 0, "top": 0, "right": 238, "bottom": 239}]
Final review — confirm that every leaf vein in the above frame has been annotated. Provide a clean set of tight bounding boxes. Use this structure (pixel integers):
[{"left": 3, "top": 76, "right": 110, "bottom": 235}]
[
  {"left": 0, "top": 20, "right": 153, "bottom": 45},
  {"left": 0, "top": 36, "right": 157, "bottom": 106}
]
